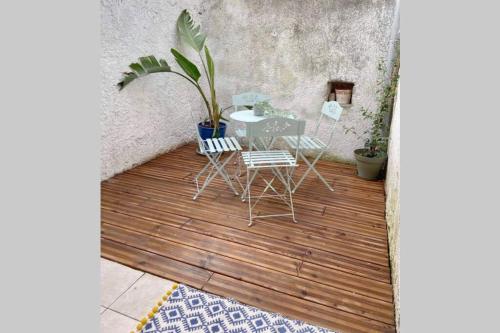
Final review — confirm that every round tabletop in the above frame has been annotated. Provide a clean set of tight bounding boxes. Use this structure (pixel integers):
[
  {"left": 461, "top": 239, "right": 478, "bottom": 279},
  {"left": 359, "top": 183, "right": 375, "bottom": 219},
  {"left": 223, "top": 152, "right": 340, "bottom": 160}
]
[{"left": 229, "top": 110, "right": 265, "bottom": 123}]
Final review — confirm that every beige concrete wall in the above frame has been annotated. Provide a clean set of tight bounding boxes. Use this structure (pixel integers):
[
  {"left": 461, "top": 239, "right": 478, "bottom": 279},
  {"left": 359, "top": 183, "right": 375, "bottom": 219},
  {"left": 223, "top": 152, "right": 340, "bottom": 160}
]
[
  {"left": 200, "top": 0, "right": 399, "bottom": 164},
  {"left": 101, "top": 0, "right": 203, "bottom": 180},
  {"left": 101, "top": 0, "right": 399, "bottom": 179},
  {"left": 385, "top": 81, "right": 400, "bottom": 330}
]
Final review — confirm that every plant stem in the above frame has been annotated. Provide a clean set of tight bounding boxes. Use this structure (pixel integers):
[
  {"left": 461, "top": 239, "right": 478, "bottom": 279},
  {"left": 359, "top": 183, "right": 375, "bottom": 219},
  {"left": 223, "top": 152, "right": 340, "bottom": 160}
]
[
  {"left": 171, "top": 70, "right": 212, "bottom": 122},
  {"left": 199, "top": 53, "right": 211, "bottom": 91},
  {"left": 198, "top": 52, "right": 219, "bottom": 130}
]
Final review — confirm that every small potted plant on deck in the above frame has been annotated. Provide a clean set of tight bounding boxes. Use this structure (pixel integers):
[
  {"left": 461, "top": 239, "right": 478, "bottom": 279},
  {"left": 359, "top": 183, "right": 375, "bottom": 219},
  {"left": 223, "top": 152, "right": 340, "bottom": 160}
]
[
  {"left": 345, "top": 56, "right": 399, "bottom": 180},
  {"left": 347, "top": 105, "right": 390, "bottom": 180},
  {"left": 117, "top": 10, "right": 228, "bottom": 140}
]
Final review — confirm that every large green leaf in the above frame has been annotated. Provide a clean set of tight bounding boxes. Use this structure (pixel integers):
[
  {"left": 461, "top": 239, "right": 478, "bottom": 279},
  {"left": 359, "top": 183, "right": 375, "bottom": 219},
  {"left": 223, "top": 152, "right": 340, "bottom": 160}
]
[
  {"left": 204, "top": 45, "right": 215, "bottom": 88},
  {"left": 176, "top": 9, "right": 206, "bottom": 53},
  {"left": 171, "top": 48, "right": 201, "bottom": 82},
  {"left": 117, "top": 55, "right": 171, "bottom": 90}
]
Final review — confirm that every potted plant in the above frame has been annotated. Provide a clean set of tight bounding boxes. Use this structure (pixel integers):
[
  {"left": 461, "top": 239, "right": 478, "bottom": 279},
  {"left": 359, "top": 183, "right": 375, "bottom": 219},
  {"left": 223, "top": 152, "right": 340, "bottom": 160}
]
[
  {"left": 117, "top": 10, "right": 228, "bottom": 140},
  {"left": 349, "top": 104, "right": 390, "bottom": 180},
  {"left": 345, "top": 54, "right": 399, "bottom": 179}
]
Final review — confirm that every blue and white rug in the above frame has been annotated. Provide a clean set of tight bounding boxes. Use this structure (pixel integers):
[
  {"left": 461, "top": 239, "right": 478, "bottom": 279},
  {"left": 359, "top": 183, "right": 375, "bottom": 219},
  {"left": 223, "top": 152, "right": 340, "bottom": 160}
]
[{"left": 141, "top": 284, "right": 336, "bottom": 333}]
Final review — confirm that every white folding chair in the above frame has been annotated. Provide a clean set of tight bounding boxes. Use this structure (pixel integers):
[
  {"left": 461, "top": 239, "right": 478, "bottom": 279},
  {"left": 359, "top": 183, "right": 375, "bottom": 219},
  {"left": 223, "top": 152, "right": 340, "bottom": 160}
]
[
  {"left": 242, "top": 117, "right": 306, "bottom": 226},
  {"left": 283, "top": 101, "right": 344, "bottom": 193},
  {"left": 193, "top": 126, "right": 243, "bottom": 200},
  {"left": 231, "top": 92, "right": 271, "bottom": 138}
]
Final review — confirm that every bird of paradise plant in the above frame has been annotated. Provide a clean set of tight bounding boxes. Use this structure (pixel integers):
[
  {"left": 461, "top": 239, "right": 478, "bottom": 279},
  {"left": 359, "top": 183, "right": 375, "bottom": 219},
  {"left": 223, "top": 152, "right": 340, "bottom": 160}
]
[{"left": 117, "top": 9, "right": 227, "bottom": 137}]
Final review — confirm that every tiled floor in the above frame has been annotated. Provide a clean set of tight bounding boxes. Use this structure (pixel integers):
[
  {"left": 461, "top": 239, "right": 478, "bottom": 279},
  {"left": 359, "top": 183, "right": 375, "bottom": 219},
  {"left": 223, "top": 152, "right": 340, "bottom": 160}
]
[{"left": 100, "top": 258, "right": 175, "bottom": 333}]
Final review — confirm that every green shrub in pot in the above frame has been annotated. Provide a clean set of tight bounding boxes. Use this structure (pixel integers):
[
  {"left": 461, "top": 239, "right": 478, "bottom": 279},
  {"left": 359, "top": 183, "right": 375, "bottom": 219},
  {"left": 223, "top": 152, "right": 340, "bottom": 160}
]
[{"left": 345, "top": 51, "right": 399, "bottom": 179}]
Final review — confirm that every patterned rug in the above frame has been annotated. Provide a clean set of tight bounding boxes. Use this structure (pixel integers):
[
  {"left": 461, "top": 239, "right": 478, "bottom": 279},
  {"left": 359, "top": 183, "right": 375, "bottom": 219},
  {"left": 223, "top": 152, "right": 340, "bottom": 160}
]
[{"left": 136, "top": 284, "right": 336, "bottom": 333}]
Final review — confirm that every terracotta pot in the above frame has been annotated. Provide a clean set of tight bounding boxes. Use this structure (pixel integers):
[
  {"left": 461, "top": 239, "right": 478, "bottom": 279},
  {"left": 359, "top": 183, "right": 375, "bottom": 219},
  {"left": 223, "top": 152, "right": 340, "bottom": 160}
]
[{"left": 335, "top": 89, "right": 352, "bottom": 104}]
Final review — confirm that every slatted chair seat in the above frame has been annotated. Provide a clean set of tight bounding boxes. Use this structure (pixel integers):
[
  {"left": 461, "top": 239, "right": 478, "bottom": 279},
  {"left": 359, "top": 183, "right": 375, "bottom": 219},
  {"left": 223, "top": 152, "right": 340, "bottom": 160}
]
[
  {"left": 193, "top": 128, "right": 243, "bottom": 200},
  {"left": 200, "top": 136, "right": 242, "bottom": 154},
  {"left": 241, "top": 150, "right": 297, "bottom": 168},
  {"left": 283, "top": 135, "right": 326, "bottom": 150}
]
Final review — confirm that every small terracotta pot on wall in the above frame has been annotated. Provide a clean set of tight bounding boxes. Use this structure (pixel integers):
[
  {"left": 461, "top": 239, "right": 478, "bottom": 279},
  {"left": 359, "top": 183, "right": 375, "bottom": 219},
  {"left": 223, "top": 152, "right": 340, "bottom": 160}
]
[
  {"left": 335, "top": 89, "right": 352, "bottom": 105},
  {"left": 327, "top": 81, "right": 354, "bottom": 105}
]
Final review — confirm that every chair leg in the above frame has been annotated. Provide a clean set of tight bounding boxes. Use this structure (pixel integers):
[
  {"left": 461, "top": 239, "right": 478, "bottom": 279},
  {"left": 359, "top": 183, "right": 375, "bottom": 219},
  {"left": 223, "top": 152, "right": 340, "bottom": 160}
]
[
  {"left": 287, "top": 167, "right": 297, "bottom": 223},
  {"left": 244, "top": 166, "right": 298, "bottom": 225},
  {"left": 291, "top": 151, "right": 311, "bottom": 192},
  {"left": 194, "top": 159, "right": 211, "bottom": 183},
  {"left": 193, "top": 157, "right": 218, "bottom": 200},
  {"left": 247, "top": 168, "right": 253, "bottom": 226},
  {"left": 293, "top": 150, "right": 333, "bottom": 193},
  {"left": 241, "top": 168, "right": 259, "bottom": 201},
  {"left": 193, "top": 152, "right": 239, "bottom": 200},
  {"left": 310, "top": 162, "right": 334, "bottom": 192},
  {"left": 303, "top": 151, "right": 335, "bottom": 192},
  {"left": 215, "top": 152, "right": 239, "bottom": 196},
  {"left": 271, "top": 166, "right": 293, "bottom": 194},
  {"left": 236, "top": 153, "right": 242, "bottom": 177}
]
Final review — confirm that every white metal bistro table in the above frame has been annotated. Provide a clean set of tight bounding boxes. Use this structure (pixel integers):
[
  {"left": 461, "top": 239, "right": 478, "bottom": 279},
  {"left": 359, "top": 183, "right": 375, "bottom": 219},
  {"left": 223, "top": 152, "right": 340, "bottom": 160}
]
[
  {"left": 230, "top": 110, "right": 267, "bottom": 123},
  {"left": 230, "top": 109, "right": 296, "bottom": 122},
  {"left": 230, "top": 110, "right": 267, "bottom": 141}
]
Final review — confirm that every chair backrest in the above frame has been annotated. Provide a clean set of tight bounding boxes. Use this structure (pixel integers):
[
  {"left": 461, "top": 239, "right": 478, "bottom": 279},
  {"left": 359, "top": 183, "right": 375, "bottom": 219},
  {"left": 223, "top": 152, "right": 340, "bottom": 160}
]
[
  {"left": 232, "top": 92, "right": 271, "bottom": 111},
  {"left": 313, "top": 101, "right": 344, "bottom": 147},
  {"left": 246, "top": 117, "right": 306, "bottom": 161},
  {"left": 321, "top": 100, "right": 343, "bottom": 121}
]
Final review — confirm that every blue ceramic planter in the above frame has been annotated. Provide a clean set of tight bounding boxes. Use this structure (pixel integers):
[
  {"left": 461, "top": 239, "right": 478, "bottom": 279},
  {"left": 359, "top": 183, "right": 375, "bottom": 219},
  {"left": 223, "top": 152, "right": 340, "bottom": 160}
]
[{"left": 198, "top": 122, "right": 227, "bottom": 140}]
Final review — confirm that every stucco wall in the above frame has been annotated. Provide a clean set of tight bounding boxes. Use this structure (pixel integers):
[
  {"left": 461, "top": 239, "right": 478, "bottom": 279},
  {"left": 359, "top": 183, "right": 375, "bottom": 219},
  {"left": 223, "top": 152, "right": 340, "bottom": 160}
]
[
  {"left": 101, "top": 0, "right": 399, "bottom": 179},
  {"left": 101, "top": 0, "right": 204, "bottom": 180},
  {"left": 385, "top": 81, "right": 400, "bottom": 331}
]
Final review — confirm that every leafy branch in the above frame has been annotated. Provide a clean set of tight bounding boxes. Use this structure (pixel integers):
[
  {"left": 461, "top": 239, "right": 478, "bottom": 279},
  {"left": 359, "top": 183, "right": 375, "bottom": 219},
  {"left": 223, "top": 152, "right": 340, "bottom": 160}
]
[{"left": 344, "top": 41, "right": 400, "bottom": 158}]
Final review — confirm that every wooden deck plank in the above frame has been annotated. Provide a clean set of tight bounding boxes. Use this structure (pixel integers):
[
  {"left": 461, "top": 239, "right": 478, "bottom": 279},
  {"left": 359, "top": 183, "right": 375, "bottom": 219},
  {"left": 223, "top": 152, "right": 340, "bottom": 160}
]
[
  {"left": 101, "top": 238, "right": 212, "bottom": 289},
  {"left": 182, "top": 218, "right": 309, "bottom": 259},
  {"left": 182, "top": 218, "right": 390, "bottom": 283},
  {"left": 305, "top": 247, "right": 390, "bottom": 283},
  {"left": 298, "top": 261, "right": 393, "bottom": 302},
  {"left": 203, "top": 274, "right": 395, "bottom": 333},
  {"left": 102, "top": 201, "right": 390, "bottom": 283},
  {"left": 101, "top": 224, "right": 394, "bottom": 325},
  {"left": 102, "top": 209, "right": 302, "bottom": 275},
  {"left": 100, "top": 143, "right": 395, "bottom": 333},
  {"left": 107, "top": 171, "right": 389, "bottom": 231},
  {"left": 102, "top": 184, "right": 388, "bottom": 248},
  {"left": 101, "top": 187, "right": 389, "bottom": 265},
  {"left": 118, "top": 155, "right": 385, "bottom": 209}
]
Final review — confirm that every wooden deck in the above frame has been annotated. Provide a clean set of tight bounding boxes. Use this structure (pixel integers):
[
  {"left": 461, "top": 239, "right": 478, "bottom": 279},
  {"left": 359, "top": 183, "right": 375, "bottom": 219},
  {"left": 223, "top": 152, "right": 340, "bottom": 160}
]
[{"left": 101, "top": 143, "right": 395, "bottom": 333}]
